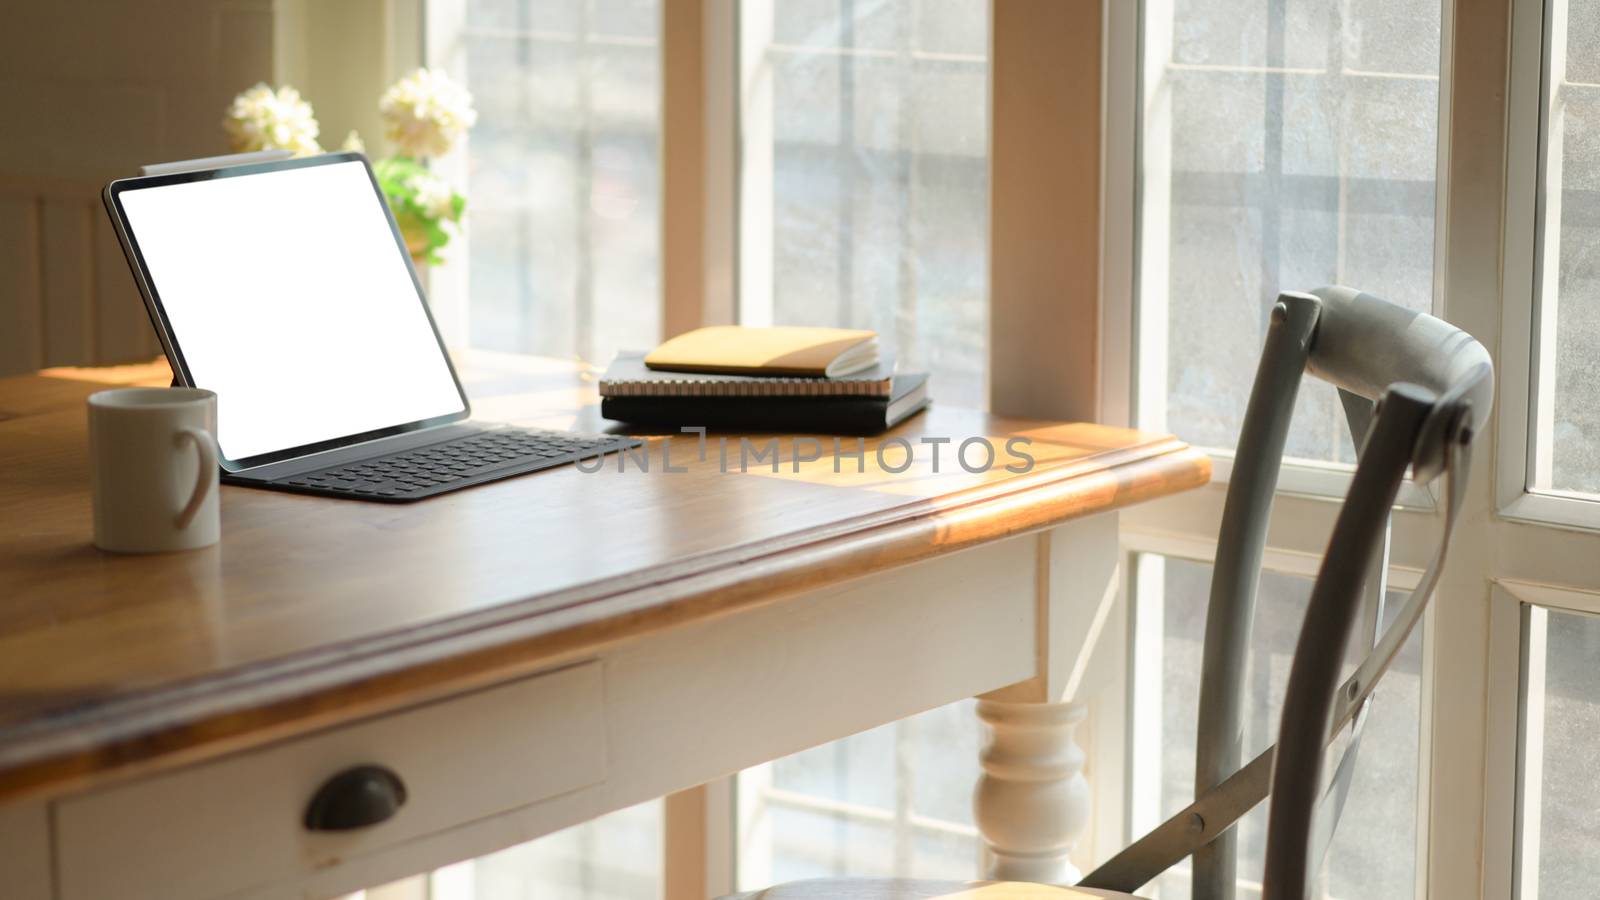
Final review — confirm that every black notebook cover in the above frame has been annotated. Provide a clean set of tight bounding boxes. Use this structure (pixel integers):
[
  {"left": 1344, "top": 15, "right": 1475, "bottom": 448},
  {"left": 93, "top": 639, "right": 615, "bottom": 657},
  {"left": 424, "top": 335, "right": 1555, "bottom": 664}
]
[{"left": 600, "top": 373, "right": 929, "bottom": 435}]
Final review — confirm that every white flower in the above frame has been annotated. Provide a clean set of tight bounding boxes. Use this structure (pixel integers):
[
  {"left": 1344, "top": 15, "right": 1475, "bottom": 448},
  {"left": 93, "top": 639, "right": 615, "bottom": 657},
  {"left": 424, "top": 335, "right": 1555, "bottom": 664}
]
[
  {"left": 379, "top": 68, "right": 477, "bottom": 159},
  {"left": 340, "top": 130, "right": 366, "bottom": 153},
  {"left": 223, "top": 84, "right": 321, "bottom": 156},
  {"left": 409, "top": 173, "right": 456, "bottom": 220}
]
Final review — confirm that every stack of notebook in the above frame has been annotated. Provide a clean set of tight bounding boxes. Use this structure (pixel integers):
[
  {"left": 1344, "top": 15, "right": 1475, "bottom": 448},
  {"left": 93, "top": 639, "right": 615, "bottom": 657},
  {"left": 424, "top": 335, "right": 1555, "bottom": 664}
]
[{"left": 599, "top": 327, "right": 929, "bottom": 434}]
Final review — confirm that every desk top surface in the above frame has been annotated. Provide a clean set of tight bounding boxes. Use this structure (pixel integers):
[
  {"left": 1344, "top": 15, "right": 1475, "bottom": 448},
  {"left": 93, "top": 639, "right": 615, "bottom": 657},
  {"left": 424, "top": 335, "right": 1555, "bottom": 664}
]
[{"left": 0, "top": 353, "right": 1208, "bottom": 801}]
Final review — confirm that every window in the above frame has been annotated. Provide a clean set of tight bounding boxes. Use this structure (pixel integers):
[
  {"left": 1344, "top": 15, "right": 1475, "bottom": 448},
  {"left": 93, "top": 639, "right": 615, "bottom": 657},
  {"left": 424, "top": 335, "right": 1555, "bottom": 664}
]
[
  {"left": 349, "top": 802, "right": 660, "bottom": 900},
  {"left": 447, "top": 801, "right": 662, "bottom": 898},
  {"left": 459, "top": 0, "right": 662, "bottom": 365},
  {"left": 1516, "top": 603, "right": 1600, "bottom": 900},
  {"left": 1501, "top": 3, "right": 1600, "bottom": 889},
  {"left": 740, "top": 0, "right": 990, "bottom": 408},
  {"left": 735, "top": 700, "right": 982, "bottom": 889},
  {"left": 1132, "top": 557, "right": 1421, "bottom": 900},
  {"left": 1531, "top": 0, "right": 1600, "bottom": 499},
  {"left": 1138, "top": 0, "right": 1442, "bottom": 464},
  {"left": 1126, "top": 4, "right": 1446, "bottom": 889}
]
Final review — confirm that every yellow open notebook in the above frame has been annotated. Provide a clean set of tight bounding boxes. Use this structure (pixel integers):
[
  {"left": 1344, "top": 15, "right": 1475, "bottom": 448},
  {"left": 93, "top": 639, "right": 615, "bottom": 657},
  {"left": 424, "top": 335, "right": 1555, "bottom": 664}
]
[{"left": 644, "top": 326, "right": 880, "bottom": 377}]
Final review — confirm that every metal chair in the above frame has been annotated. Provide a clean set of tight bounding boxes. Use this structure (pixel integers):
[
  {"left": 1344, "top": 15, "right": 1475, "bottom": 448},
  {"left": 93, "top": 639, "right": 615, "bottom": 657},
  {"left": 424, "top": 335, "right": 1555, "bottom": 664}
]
[{"left": 724, "top": 286, "right": 1492, "bottom": 900}]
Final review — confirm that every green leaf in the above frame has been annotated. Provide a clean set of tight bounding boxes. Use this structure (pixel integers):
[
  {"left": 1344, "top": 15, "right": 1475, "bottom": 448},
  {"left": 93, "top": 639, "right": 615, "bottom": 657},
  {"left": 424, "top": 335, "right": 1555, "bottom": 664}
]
[
  {"left": 372, "top": 156, "right": 467, "bottom": 249},
  {"left": 423, "top": 218, "right": 449, "bottom": 249},
  {"left": 375, "top": 155, "right": 425, "bottom": 179},
  {"left": 374, "top": 156, "right": 429, "bottom": 202}
]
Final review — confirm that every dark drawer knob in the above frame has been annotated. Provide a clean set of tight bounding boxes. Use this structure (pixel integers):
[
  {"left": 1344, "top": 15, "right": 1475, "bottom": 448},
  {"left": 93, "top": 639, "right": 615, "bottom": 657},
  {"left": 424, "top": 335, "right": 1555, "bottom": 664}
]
[{"left": 304, "top": 765, "right": 407, "bottom": 831}]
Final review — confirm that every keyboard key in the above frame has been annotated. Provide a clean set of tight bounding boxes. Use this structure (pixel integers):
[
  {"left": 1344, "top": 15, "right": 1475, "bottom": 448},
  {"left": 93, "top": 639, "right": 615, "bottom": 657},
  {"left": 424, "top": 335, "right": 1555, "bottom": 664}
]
[{"left": 275, "top": 429, "right": 637, "bottom": 499}]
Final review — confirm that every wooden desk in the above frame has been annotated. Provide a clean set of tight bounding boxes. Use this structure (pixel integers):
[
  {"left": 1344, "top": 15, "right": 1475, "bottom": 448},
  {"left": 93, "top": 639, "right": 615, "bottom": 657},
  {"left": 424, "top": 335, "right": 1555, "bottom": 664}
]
[{"left": 0, "top": 354, "right": 1207, "bottom": 899}]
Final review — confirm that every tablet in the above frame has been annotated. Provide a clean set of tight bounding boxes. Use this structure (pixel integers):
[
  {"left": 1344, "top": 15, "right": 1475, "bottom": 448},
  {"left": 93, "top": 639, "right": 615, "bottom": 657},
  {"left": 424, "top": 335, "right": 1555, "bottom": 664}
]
[{"left": 103, "top": 153, "right": 470, "bottom": 471}]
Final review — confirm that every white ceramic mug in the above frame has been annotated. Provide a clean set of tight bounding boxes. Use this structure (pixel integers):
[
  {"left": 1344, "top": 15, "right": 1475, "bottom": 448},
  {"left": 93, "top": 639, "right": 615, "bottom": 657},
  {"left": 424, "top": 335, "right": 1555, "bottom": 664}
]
[{"left": 88, "top": 387, "right": 221, "bottom": 553}]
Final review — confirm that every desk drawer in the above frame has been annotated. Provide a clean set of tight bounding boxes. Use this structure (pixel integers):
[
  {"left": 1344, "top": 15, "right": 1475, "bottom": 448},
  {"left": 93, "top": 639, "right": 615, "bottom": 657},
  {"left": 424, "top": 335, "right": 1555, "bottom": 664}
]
[{"left": 55, "top": 661, "right": 605, "bottom": 900}]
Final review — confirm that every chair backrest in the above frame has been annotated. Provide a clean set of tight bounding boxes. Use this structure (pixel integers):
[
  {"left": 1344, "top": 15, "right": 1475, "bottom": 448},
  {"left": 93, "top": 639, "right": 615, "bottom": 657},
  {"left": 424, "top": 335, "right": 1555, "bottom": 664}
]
[
  {"left": 1204, "top": 287, "right": 1490, "bottom": 900},
  {"left": 1077, "top": 286, "right": 1490, "bottom": 900}
]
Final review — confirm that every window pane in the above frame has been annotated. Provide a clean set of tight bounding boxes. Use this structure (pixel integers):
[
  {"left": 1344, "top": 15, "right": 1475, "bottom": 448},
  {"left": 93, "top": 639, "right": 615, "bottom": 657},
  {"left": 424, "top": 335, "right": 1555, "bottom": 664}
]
[
  {"left": 1136, "top": 556, "right": 1421, "bottom": 899},
  {"left": 743, "top": 0, "right": 989, "bottom": 408},
  {"left": 463, "top": 0, "right": 661, "bottom": 364},
  {"left": 420, "top": 801, "right": 661, "bottom": 899},
  {"left": 1517, "top": 606, "right": 1600, "bottom": 899},
  {"left": 1141, "top": 0, "right": 1441, "bottom": 461},
  {"left": 1534, "top": 0, "right": 1600, "bottom": 498},
  {"left": 736, "top": 700, "right": 982, "bottom": 889}
]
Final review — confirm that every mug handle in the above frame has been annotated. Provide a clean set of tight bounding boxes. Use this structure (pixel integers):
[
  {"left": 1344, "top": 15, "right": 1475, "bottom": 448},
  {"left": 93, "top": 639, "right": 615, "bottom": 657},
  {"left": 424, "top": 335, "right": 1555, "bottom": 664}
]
[{"left": 174, "top": 427, "right": 219, "bottom": 530}]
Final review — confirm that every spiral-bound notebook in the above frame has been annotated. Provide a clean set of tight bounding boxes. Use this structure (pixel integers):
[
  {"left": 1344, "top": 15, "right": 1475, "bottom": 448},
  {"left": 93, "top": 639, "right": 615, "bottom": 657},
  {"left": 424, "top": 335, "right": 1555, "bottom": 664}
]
[{"left": 599, "top": 352, "right": 896, "bottom": 398}]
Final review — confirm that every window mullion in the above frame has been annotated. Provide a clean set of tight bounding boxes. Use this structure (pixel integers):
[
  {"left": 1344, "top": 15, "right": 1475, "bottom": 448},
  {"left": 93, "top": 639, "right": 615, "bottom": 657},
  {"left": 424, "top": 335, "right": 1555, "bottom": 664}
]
[
  {"left": 1529, "top": 0, "right": 1570, "bottom": 493},
  {"left": 1428, "top": 0, "right": 1516, "bottom": 894}
]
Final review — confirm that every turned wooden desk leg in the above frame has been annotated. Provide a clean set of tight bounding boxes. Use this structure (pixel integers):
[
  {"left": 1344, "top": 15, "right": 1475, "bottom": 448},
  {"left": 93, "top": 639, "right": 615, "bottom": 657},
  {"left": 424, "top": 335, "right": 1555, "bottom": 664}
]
[
  {"left": 975, "top": 697, "right": 1090, "bottom": 883},
  {"left": 973, "top": 513, "right": 1119, "bottom": 884}
]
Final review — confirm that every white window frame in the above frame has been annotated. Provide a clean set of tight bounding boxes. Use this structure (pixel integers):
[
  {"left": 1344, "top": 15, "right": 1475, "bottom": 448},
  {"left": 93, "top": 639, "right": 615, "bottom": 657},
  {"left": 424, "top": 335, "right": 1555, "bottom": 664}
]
[
  {"left": 1496, "top": 0, "right": 1600, "bottom": 532},
  {"left": 1483, "top": 580, "right": 1600, "bottom": 899}
]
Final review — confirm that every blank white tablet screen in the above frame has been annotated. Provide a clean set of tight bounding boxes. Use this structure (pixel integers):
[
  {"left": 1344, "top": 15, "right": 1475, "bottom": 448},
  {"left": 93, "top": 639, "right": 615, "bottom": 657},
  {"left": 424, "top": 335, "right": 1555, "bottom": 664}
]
[{"left": 118, "top": 160, "right": 466, "bottom": 461}]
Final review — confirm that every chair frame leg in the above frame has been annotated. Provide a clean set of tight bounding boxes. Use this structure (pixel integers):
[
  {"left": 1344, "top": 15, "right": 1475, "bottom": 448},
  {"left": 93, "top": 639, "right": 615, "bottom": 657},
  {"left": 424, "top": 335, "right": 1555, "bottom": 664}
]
[{"left": 1194, "top": 292, "right": 1321, "bottom": 900}]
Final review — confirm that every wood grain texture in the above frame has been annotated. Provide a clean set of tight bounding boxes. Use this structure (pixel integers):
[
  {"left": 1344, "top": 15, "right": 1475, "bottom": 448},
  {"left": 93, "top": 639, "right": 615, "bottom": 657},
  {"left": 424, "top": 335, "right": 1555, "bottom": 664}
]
[{"left": 0, "top": 353, "right": 1209, "bottom": 803}]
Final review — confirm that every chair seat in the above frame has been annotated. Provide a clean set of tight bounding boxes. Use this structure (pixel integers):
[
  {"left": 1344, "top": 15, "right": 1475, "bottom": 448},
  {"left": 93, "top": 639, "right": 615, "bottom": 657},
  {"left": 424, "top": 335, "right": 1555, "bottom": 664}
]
[{"left": 723, "top": 877, "right": 1148, "bottom": 900}]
